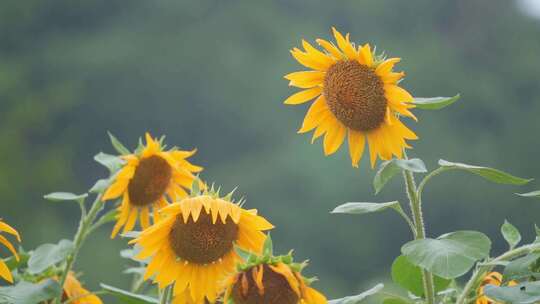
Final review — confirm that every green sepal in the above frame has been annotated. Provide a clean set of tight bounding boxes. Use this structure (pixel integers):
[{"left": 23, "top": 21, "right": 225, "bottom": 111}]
[{"left": 107, "top": 131, "right": 131, "bottom": 155}]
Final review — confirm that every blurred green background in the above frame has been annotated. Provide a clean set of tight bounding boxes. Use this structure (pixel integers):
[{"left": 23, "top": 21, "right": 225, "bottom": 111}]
[{"left": 2, "top": 0, "right": 540, "bottom": 301}]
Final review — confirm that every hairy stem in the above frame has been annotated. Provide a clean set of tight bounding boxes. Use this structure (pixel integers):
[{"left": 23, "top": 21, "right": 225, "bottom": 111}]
[
  {"left": 55, "top": 194, "right": 104, "bottom": 303},
  {"left": 160, "top": 284, "right": 173, "bottom": 304},
  {"left": 403, "top": 164, "right": 435, "bottom": 304}
]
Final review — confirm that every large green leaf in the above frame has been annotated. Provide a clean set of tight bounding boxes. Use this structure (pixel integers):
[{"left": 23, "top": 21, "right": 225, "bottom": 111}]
[
  {"left": 391, "top": 255, "right": 451, "bottom": 297},
  {"left": 0, "top": 279, "right": 61, "bottom": 304},
  {"left": 101, "top": 283, "right": 159, "bottom": 304},
  {"left": 329, "top": 284, "right": 383, "bottom": 304},
  {"left": 331, "top": 201, "right": 401, "bottom": 215},
  {"left": 484, "top": 281, "right": 540, "bottom": 304},
  {"left": 27, "top": 239, "right": 74, "bottom": 274},
  {"left": 401, "top": 231, "right": 491, "bottom": 279},
  {"left": 438, "top": 160, "right": 532, "bottom": 185},
  {"left": 412, "top": 94, "right": 460, "bottom": 110},
  {"left": 43, "top": 192, "right": 87, "bottom": 203},
  {"left": 503, "top": 253, "right": 540, "bottom": 281},
  {"left": 373, "top": 158, "right": 427, "bottom": 194},
  {"left": 501, "top": 220, "right": 522, "bottom": 249}
]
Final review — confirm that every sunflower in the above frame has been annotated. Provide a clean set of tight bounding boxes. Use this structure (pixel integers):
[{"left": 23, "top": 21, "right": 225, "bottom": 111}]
[
  {"left": 102, "top": 133, "right": 203, "bottom": 238},
  {"left": 0, "top": 219, "right": 21, "bottom": 283},
  {"left": 223, "top": 251, "right": 327, "bottom": 304},
  {"left": 130, "top": 192, "right": 274, "bottom": 303},
  {"left": 60, "top": 272, "right": 102, "bottom": 304},
  {"left": 476, "top": 272, "right": 517, "bottom": 304},
  {"left": 284, "top": 27, "right": 418, "bottom": 167}
]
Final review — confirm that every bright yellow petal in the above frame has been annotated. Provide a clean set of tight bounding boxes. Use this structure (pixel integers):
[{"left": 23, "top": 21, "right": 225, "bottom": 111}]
[
  {"left": 348, "top": 130, "right": 365, "bottom": 168},
  {"left": 284, "top": 87, "right": 322, "bottom": 105},
  {"left": 0, "top": 221, "right": 21, "bottom": 242},
  {"left": 290, "top": 48, "right": 329, "bottom": 71},
  {"left": 285, "top": 71, "right": 325, "bottom": 89},
  {"left": 301, "top": 40, "right": 335, "bottom": 67},
  {"left": 0, "top": 260, "right": 13, "bottom": 283},
  {"left": 358, "top": 44, "right": 374, "bottom": 67},
  {"left": 332, "top": 27, "right": 357, "bottom": 60},
  {"left": 375, "top": 58, "right": 401, "bottom": 77},
  {"left": 385, "top": 85, "right": 413, "bottom": 103},
  {"left": 316, "top": 38, "right": 343, "bottom": 59},
  {"left": 298, "top": 95, "right": 329, "bottom": 133},
  {"left": 323, "top": 123, "right": 346, "bottom": 155}
]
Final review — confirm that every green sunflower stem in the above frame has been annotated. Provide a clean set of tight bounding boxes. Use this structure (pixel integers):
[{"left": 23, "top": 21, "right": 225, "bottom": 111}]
[
  {"left": 55, "top": 194, "right": 104, "bottom": 304},
  {"left": 402, "top": 162, "right": 435, "bottom": 304},
  {"left": 160, "top": 284, "right": 173, "bottom": 304}
]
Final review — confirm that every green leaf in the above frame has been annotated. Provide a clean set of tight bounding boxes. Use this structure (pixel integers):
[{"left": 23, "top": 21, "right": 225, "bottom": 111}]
[
  {"left": 27, "top": 239, "right": 74, "bottom": 274},
  {"left": 108, "top": 131, "right": 131, "bottom": 155},
  {"left": 4, "top": 249, "right": 30, "bottom": 270},
  {"left": 374, "top": 158, "right": 427, "bottom": 194},
  {"left": 391, "top": 255, "right": 451, "bottom": 297},
  {"left": 263, "top": 233, "right": 273, "bottom": 256},
  {"left": 382, "top": 297, "right": 412, "bottom": 304},
  {"left": 501, "top": 220, "right": 522, "bottom": 249},
  {"left": 503, "top": 253, "right": 540, "bottom": 281},
  {"left": 101, "top": 283, "right": 159, "bottom": 304},
  {"left": 438, "top": 160, "right": 532, "bottom": 185},
  {"left": 43, "top": 192, "right": 88, "bottom": 202},
  {"left": 412, "top": 94, "right": 460, "bottom": 110},
  {"left": 331, "top": 201, "right": 401, "bottom": 215},
  {"left": 89, "top": 178, "right": 112, "bottom": 194},
  {"left": 517, "top": 190, "right": 540, "bottom": 198},
  {"left": 484, "top": 281, "right": 540, "bottom": 304},
  {"left": 0, "top": 279, "right": 61, "bottom": 304},
  {"left": 401, "top": 231, "right": 491, "bottom": 279},
  {"left": 94, "top": 152, "right": 125, "bottom": 172},
  {"left": 329, "top": 283, "right": 384, "bottom": 304}
]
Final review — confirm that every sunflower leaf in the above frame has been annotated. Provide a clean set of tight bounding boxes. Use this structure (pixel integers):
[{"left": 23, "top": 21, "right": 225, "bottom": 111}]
[
  {"left": 107, "top": 131, "right": 131, "bottom": 155},
  {"left": 374, "top": 158, "right": 427, "bottom": 194},
  {"left": 89, "top": 178, "right": 112, "bottom": 194},
  {"left": 391, "top": 255, "right": 451, "bottom": 297},
  {"left": 484, "top": 281, "right": 540, "bottom": 304},
  {"left": 412, "top": 94, "right": 460, "bottom": 110},
  {"left": 517, "top": 190, "right": 540, "bottom": 198},
  {"left": 503, "top": 252, "right": 540, "bottom": 282},
  {"left": 331, "top": 201, "right": 401, "bottom": 215},
  {"left": 0, "top": 280, "right": 61, "bottom": 304},
  {"left": 27, "top": 239, "right": 74, "bottom": 274},
  {"left": 328, "top": 283, "right": 384, "bottom": 304},
  {"left": 100, "top": 283, "right": 159, "bottom": 304},
  {"left": 382, "top": 297, "right": 413, "bottom": 304},
  {"left": 501, "top": 220, "right": 521, "bottom": 250},
  {"left": 438, "top": 160, "right": 532, "bottom": 185},
  {"left": 401, "top": 231, "right": 491, "bottom": 279},
  {"left": 43, "top": 192, "right": 88, "bottom": 203},
  {"left": 94, "top": 152, "right": 125, "bottom": 172}
]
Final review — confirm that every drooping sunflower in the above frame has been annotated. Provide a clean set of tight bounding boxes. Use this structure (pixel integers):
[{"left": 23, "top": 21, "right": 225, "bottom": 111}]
[
  {"left": 0, "top": 219, "right": 21, "bottom": 283},
  {"left": 130, "top": 191, "right": 274, "bottom": 303},
  {"left": 224, "top": 251, "right": 327, "bottom": 304},
  {"left": 102, "top": 133, "right": 203, "bottom": 238},
  {"left": 60, "top": 272, "right": 103, "bottom": 304},
  {"left": 284, "top": 27, "right": 418, "bottom": 167},
  {"left": 476, "top": 272, "right": 517, "bottom": 304}
]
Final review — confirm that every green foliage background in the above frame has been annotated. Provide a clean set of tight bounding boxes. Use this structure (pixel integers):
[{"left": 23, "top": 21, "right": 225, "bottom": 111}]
[{"left": 1, "top": 0, "right": 540, "bottom": 300}]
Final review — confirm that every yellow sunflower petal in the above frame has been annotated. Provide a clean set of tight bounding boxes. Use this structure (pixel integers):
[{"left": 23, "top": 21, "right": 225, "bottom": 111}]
[
  {"left": 284, "top": 87, "right": 322, "bottom": 105},
  {"left": 0, "top": 221, "right": 21, "bottom": 242},
  {"left": 316, "top": 38, "right": 343, "bottom": 59},
  {"left": 332, "top": 27, "right": 357, "bottom": 59},
  {"left": 298, "top": 95, "right": 329, "bottom": 133},
  {"left": 0, "top": 260, "right": 13, "bottom": 283},
  {"left": 285, "top": 71, "right": 325, "bottom": 89},
  {"left": 323, "top": 122, "right": 346, "bottom": 155},
  {"left": 375, "top": 57, "right": 401, "bottom": 76},
  {"left": 359, "top": 43, "right": 374, "bottom": 67},
  {"left": 348, "top": 130, "right": 366, "bottom": 168}
]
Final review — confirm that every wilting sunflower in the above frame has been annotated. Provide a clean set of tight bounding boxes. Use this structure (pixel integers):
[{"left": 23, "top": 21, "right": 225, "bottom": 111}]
[
  {"left": 284, "top": 27, "right": 418, "bottom": 167},
  {"left": 130, "top": 191, "right": 274, "bottom": 303},
  {"left": 0, "top": 219, "right": 20, "bottom": 283},
  {"left": 476, "top": 272, "right": 517, "bottom": 304},
  {"left": 102, "top": 133, "right": 203, "bottom": 238},
  {"left": 224, "top": 251, "right": 327, "bottom": 304},
  {"left": 59, "top": 272, "right": 102, "bottom": 304}
]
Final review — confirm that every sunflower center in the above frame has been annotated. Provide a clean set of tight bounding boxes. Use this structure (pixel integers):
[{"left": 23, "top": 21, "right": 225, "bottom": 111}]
[
  {"left": 169, "top": 212, "right": 239, "bottom": 264},
  {"left": 323, "top": 60, "right": 387, "bottom": 131},
  {"left": 232, "top": 265, "right": 300, "bottom": 304},
  {"left": 127, "top": 155, "right": 172, "bottom": 206}
]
